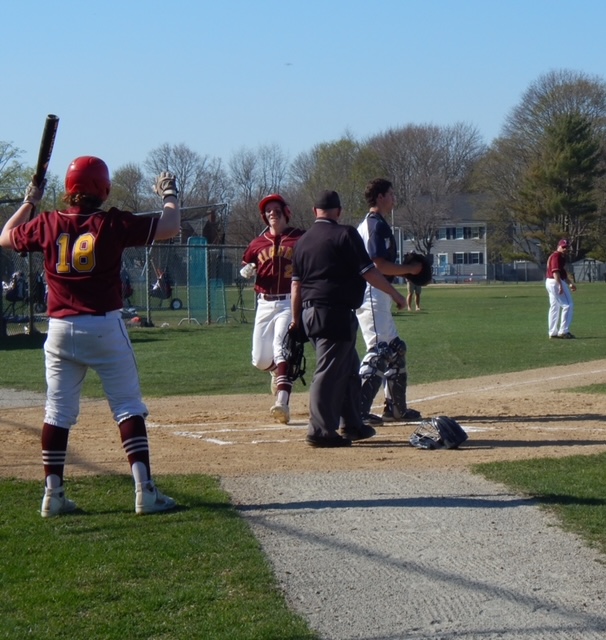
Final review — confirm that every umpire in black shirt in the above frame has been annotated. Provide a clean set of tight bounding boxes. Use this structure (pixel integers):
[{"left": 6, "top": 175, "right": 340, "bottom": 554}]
[{"left": 291, "top": 190, "right": 407, "bottom": 448}]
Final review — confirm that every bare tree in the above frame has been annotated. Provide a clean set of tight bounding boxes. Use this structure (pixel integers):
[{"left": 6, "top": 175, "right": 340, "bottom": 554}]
[
  {"left": 107, "top": 163, "right": 151, "bottom": 213},
  {"left": 0, "top": 142, "right": 26, "bottom": 212},
  {"left": 369, "top": 123, "right": 485, "bottom": 254},
  {"left": 145, "top": 143, "right": 226, "bottom": 208},
  {"left": 503, "top": 69, "right": 606, "bottom": 148},
  {"left": 289, "top": 134, "right": 381, "bottom": 225},
  {"left": 227, "top": 144, "right": 291, "bottom": 244}
]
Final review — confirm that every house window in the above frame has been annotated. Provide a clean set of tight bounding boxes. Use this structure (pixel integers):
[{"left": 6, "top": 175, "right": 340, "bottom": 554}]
[
  {"left": 452, "top": 252, "right": 484, "bottom": 265},
  {"left": 456, "top": 227, "right": 464, "bottom": 240}
]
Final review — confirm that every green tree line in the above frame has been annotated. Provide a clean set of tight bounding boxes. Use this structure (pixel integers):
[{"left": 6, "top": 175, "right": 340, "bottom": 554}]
[{"left": 2, "top": 69, "right": 606, "bottom": 263}]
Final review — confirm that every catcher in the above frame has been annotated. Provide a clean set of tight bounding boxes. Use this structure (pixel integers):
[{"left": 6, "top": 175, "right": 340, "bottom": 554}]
[{"left": 356, "top": 178, "right": 432, "bottom": 425}]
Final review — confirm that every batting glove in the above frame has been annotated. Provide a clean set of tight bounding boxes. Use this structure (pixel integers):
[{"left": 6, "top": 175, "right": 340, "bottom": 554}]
[
  {"left": 153, "top": 171, "right": 178, "bottom": 199},
  {"left": 23, "top": 178, "right": 46, "bottom": 206},
  {"left": 239, "top": 263, "right": 257, "bottom": 279}
]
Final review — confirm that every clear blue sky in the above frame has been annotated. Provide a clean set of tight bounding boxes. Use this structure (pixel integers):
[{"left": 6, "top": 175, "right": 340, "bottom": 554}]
[{"left": 4, "top": 0, "right": 606, "bottom": 179}]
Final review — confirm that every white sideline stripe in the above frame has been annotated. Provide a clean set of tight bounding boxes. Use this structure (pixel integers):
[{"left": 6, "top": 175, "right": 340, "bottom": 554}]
[
  {"left": 527, "top": 426, "right": 606, "bottom": 432},
  {"left": 411, "top": 367, "right": 606, "bottom": 403},
  {"left": 174, "top": 434, "right": 235, "bottom": 445},
  {"left": 174, "top": 430, "right": 303, "bottom": 445},
  {"left": 148, "top": 422, "right": 307, "bottom": 431}
]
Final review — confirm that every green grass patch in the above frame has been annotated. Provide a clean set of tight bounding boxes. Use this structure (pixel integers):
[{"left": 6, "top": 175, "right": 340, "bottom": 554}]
[
  {"left": 473, "top": 453, "right": 606, "bottom": 556},
  {"left": 0, "top": 475, "right": 318, "bottom": 640},
  {"left": 3, "top": 282, "right": 606, "bottom": 398}
]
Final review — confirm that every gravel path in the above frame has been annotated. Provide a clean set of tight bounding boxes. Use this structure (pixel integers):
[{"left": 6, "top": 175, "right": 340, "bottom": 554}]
[
  {"left": 0, "top": 388, "right": 46, "bottom": 408},
  {"left": 223, "top": 470, "right": 606, "bottom": 640}
]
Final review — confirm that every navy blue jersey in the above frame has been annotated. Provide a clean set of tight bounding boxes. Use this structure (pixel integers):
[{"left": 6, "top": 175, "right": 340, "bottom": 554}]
[{"left": 357, "top": 212, "right": 397, "bottom": 282}]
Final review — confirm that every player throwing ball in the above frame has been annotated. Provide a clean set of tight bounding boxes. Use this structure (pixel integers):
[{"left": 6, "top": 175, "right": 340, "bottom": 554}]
[
  {"left": 0, "top": 156, "right": 180, "bottom": 517},
  {"left": 240, "top": 195, "right": 305, "bottom": 424}
]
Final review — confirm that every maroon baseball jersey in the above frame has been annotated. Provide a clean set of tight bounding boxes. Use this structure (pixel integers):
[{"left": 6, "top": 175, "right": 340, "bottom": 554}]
[
  {"left": 546, "top": 251, "right": 567, "bottom": 279},
  {"left": 241, "top": 227, "right": 305, "bottom": 295},
  {"left": 11, "top": 206, "right": 158, "bottom": 318}
]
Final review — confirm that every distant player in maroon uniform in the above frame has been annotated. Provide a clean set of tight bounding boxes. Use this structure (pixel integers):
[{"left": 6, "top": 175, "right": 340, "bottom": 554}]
[
  {"left": 0, "top": 156, "right": 181, "bottom": 517},
  {"left": 545, "top": 238, "right": 577, "bottom": 339},
  {"left": 240, "top": 194, "right": 305, "bottom": 424}
]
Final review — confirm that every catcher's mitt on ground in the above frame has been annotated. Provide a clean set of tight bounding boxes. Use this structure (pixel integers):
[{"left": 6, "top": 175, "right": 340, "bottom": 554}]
[
  {"left": 402, "top": 252, "right": 433, "bottom": 287},
  {"left": 282, "top": 326, "right": 307, "bottom": 385},
  {"left": 409, "top": 416, "right": 468, "bottom": 449}
]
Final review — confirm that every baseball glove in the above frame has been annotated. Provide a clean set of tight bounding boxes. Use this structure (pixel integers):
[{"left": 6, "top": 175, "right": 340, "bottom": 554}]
[
  {"left": 409, "top": 416, "right": 468, "bottom": 450},
  {"left": 282, "top": 326, "right": 307, "bottom": 386},
  {"left": 402, "top": 252, "right": 433, "bottom": 287}
]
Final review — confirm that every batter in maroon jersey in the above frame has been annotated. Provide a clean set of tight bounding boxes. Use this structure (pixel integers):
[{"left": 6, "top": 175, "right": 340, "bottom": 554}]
[
  {"left": 0, "top": 156, "right": 181, "bottom": 517},
  {"left": 240, "top": 194, "right": 305, "bottom": 424}
]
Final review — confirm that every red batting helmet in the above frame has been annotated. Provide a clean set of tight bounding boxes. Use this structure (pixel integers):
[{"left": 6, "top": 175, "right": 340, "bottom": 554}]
[
  {"left": 258, "top": 194, "right": 291, "bottom": 225},
  {"left": 65, "top": 156, "right": 111, "bottom": 202}
]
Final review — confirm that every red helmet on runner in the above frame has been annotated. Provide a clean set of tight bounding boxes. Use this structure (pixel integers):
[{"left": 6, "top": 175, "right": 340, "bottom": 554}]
[
  {"left": 258, "top": 194, "right": 291, "bottom": 225},
  {"left": 65, "top": 156, "right": 111, "bottom": 202}
]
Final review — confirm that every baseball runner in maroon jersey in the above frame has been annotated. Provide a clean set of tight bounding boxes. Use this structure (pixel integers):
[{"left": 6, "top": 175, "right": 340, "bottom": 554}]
[
  {"left": 0, "top": 156, "right": 181, "bottom": 517},
  {"left": 240, "top": 194, "right": 305, "bottom": 424}
]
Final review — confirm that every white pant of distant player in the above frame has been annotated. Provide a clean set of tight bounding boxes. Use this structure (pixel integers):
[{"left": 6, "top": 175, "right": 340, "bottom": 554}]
[
  {"left": 252, "top": 297, "right": 292, "bottom": 370},
  {"left": 545, "top": 278, "right": 574, "bottom": 337},
  {"left": 44, "top": 310, "right": 148, "bottom": 428}
]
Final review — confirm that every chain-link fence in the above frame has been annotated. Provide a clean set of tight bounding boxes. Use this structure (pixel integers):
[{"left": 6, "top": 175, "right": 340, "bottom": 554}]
[{"left": 1, "top": 242, "right": 258, "bottom": 339}]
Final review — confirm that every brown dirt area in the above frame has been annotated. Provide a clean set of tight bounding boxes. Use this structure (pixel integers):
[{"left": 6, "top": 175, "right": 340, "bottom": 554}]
[{"left": 2, "top": 360, "right": 606, "bottom": 481}]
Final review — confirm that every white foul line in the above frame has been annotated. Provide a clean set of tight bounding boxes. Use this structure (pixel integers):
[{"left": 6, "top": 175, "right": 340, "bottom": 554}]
[{"left": 413, "top": 367, "right": 606, "bottom": 403}]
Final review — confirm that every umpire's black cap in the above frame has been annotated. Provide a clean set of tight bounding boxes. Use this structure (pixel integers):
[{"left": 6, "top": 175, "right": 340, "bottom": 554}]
[{"left": 314, "top": 190, "right": 341, "bottom": 210}]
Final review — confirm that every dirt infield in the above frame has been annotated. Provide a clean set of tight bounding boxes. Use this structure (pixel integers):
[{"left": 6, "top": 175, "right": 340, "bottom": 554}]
[{"left": 2, "top": 359, "right": 606, "bottom": 480}]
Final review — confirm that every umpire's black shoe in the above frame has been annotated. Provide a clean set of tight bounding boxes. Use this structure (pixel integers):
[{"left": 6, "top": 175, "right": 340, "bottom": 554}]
[
  {"left": 362, "top": 412, "right": 384, "bottom": 426},
  {"left": 306, "top": 433, "right": 352, "bottom": 448},
  {"left": 341, "top": 423, "right": 376, "bottom": 442}
]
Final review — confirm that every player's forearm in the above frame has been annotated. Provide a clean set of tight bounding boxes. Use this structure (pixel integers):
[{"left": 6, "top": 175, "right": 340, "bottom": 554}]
[
  {"left": 373, "top": 256, "right": 420, "bottom": 277},
  {"left": 154, "top": 196, "right": 181, "bottom": 240},
  {"left": 364, "top": 267, "right": 405, "bottom": 305},
  {"left": 0, "top": 203, "right": 34, "bottom": 247},
  {"left": 290, "top": 280, "right": 302, "bottom": 326}
]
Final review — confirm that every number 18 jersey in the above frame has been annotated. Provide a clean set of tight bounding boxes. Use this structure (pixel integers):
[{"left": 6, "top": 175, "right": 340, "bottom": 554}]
[{"left": 11, "top": 206, "right": 158, "bottom": 318}]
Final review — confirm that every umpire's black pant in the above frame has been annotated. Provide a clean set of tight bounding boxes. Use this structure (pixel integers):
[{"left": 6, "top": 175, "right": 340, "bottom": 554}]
[{"left": 303, "top": 307, "right": 364, "bottom": 438}]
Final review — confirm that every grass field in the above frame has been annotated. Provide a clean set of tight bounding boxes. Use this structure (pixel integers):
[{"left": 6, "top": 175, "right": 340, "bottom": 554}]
[
  {"left": 3, "top": 282, "right": 606, "bottom": 396},
  {"left": 2, "top": 282, "right": 606, "bottom": 638}
]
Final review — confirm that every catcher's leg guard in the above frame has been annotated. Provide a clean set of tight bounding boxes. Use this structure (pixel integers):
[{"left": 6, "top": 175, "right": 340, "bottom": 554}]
[
  {"left": 385, "top": 373, "right": 408, "bottom": 420},
  {"left": 383, "top": 338, "right": 419, "bottom": 420},
  {"left": 360, "top": 376, "right": 383, "bottom": 415},
  {"left": 359, "top": 343, "right": 389, "bottom": 415}
]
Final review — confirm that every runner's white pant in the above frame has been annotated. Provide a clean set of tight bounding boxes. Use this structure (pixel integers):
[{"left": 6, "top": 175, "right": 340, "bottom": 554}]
[
  {"left": 44, "top": 310, "right": 148, "bottom": 428},
  {"left": 251, "top": 297, "right": 292, "bottom": 370},
  {"left": 545, "top": 278, "right": 574, "bottom": 336}
]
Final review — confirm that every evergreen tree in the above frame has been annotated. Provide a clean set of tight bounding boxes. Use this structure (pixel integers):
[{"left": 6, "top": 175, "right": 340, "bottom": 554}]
[{"left": 517, "top": 112, "right": 604, "bottom": 259}]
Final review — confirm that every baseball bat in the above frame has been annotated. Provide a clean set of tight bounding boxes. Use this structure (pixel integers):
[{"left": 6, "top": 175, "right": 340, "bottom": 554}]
[
  {"left": 21, "top": 114, "right": 59, "bottom": 244},
  {"left": 33, "top": 114, "right": 60, "bottom": 189}
]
